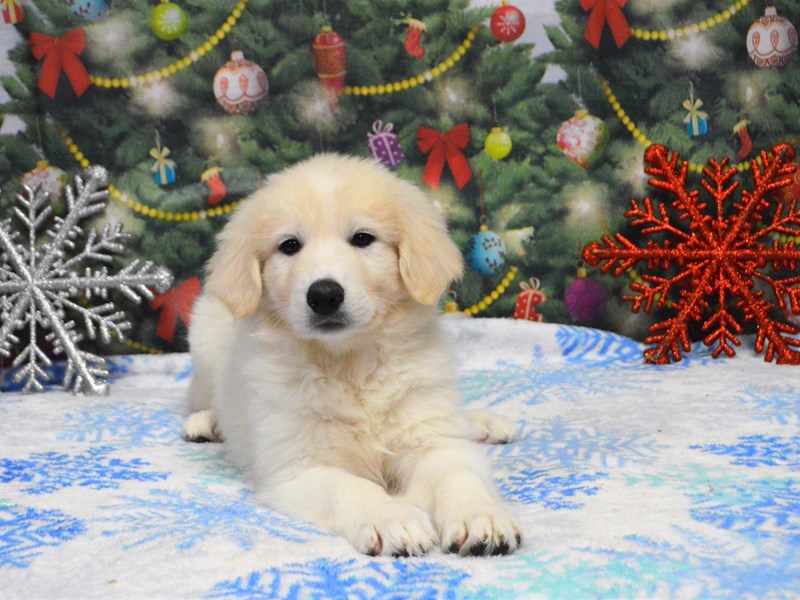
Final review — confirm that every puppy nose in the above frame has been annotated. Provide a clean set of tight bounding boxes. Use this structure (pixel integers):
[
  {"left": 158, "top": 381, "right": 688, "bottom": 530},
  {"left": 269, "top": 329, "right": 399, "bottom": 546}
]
[{"left": 306, "top": 279, "right": 345, "bottom": 315}]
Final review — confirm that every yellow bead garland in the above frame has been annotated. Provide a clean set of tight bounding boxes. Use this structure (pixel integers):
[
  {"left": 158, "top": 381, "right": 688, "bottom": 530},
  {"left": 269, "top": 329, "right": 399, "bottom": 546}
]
[
  {"left": 342, "top": 27, "right": 479, "bottom": 96},
  {"left": 58, "top": 125, "right": 242, "bottom": 222},
  {"left": 90, "top": 0, "right": 249, "bottom": 89},
  {"left": 463, "top": 266, "right": 519, "bottom": 315},
  {"left": 599, "top": 77, "right": 754, "bottom": 174},
  {"left": 629, "top": 0, "right": 749, "bottom": 41}
]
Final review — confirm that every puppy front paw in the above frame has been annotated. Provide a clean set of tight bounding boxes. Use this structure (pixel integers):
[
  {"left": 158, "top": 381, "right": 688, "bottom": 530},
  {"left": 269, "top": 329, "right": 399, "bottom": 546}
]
[
  {"left": 439, "top": 502, "right": 521, "bottom": 556},
  {"left": 181, "top": 409, "right": 223, "bottom": 443},
  {"left": 466, "top": 409, "right": 517, "bottom": 444},
  {"left": 350, "top": 501, "right": 437, "bottom": 557}
]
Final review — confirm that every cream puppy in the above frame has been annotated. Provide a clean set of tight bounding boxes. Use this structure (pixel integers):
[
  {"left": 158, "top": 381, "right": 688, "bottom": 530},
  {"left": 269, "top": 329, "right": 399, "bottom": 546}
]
[{"left": 183, "top": 155, "right": 521, "bottom": 557}]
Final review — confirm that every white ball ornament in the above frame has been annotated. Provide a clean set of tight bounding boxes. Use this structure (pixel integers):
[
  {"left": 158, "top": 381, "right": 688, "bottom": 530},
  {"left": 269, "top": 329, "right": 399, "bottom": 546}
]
[
  {"left": 747, "top": 5, "right": 798, "bottom": 69},
  {"left": 213, "top": 51, "right": 269, "bottom": 115}
]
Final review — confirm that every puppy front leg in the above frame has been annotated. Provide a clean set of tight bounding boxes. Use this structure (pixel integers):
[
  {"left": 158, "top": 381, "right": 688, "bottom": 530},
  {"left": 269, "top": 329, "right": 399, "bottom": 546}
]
[
  {"left": 397, "top": 441, "right": 521, "bottom": 556},
  {"left": 262, "top": 466, "right": 437, "bottom": 557}
]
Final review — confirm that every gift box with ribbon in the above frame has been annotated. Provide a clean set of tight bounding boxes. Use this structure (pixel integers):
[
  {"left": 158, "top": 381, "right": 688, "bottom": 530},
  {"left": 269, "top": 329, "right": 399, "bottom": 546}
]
[
  {"left": 3, "top": 0, "right": 23, "bottom": 24},
  {"left": 513, "top": 278, "right": 547, "bottom": 322},
  {"left": 367, "top": 121, "right": 405, "bottom": 169}
]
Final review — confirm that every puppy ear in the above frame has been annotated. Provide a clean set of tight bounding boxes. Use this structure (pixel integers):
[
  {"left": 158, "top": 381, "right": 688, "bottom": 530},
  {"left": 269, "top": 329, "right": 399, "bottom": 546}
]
[
  {"left": 397, "top": 184, "right": 464, "bottom": 305},
  {"left": 205, "top": 199, "right": 263, "bottom": 319}
]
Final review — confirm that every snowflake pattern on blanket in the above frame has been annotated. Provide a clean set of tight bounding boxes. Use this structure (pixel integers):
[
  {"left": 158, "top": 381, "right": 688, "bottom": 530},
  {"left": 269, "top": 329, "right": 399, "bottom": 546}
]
[{"left": 0, "top": 320, "right": 798, "bottom": 599}]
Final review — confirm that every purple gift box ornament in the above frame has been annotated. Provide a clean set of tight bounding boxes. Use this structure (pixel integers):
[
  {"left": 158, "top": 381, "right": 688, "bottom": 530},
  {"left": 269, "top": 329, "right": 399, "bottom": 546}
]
[{"left": 367, "top": 120, "right": 405, "bottom": 169}]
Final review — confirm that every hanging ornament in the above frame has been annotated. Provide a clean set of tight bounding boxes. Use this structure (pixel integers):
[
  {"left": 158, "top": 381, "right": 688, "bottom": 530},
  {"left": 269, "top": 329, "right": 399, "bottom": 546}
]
[
  {"left": 213, "top": 50, "right": 268, "bottom": 115},
  {"left": 465, "top": 173, "right": 507, "bottom": 276},
  {"left": 402, "top": 17, "right": 427, "bottom": 59},
  {"left": 746, "top": 3, "right": 798, "bottom": 69},
  {"left": 150, "top": 131, "right": 176, "bottom": 186},
  {"left": 774, "top": 161, "right": 800, "bottom": 206},
  {"left": 683, "top": 82, "right": 708, "bottom": 138},
  {"left": 491, "top": 2, "right": 526, "bottom": 43},
  {"left": 733, "top": 120, "right": 753, "bottom": 160},
  {"left": 3, "top": 0, "right": 23, "bottom": 24},
  {"left": 150, "top": 0, "right": 188, "bottom": 41},
  {"left": 466, "top": 225, "right": 507, "bottom": 275},
  {"left": 443, "top": 291, "right": 470, "bottom": 318},
  {"left": 367, "top": 120, "right": 405, "bottom": 169},
  {"left": 557, "top": 109, "right": 608, "bottom": 169},
  {"left": 484, "top": 127, "right": 512, "bottom": 160},
  {"left": 201, "top": 167, "right": 226, "bottom": 206},
  {"left": 21, "top": 161, "right": 66, "bottom": 215},
  {"left": 312, "top": 25, "right": 347, "bottom": 107},
  {"left": 564, "top": 265, "right": 608, "bottom": 323},
  {"left": 69, "top": 0, "right": 109, "bottom": 21},
  {"left": 514, "top": 278, "right": 547, "bottom": 322}
]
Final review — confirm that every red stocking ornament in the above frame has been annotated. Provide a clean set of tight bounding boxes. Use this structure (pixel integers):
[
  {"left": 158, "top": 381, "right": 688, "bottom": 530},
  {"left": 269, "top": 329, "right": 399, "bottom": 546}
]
[{"left": 403, "top": 17, "right": 426, "bottom": 59}]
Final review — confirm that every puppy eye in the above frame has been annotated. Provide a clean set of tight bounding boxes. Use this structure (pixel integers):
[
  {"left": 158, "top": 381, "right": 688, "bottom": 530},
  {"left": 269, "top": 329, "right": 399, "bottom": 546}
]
[
  {"left": 350, "top": 232, "right": 375, "bottom": 248},
  {"left": 278, "top": 238, "right": 302, "bottom": 256}
]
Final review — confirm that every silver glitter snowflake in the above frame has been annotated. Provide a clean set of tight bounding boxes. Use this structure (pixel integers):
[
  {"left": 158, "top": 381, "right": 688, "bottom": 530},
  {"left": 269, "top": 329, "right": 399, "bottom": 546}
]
[{"left": 0, "top": 166, "right": 173, "bottom": 394}]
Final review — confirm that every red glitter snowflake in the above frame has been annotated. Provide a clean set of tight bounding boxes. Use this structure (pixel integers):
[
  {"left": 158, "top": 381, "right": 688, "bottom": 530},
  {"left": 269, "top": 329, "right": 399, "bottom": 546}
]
[{"left": 584, "top": 143, "right": 800, "bottom": 364}]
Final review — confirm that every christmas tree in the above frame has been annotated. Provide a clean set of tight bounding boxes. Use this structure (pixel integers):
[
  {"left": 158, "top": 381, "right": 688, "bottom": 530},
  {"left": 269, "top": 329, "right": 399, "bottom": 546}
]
[
  {"left": 2, "top": 0, "right": 589, "bottom": 352},
  {"left": 545, "top": 0, "right": 800, "bottom": 338}
]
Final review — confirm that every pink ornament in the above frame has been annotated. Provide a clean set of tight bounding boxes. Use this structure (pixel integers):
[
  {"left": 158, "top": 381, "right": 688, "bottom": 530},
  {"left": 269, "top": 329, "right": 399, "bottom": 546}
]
[
  {"left": 747, "top": 5, "right": 797, "bottom": 69},
  {"left": 213, "top": 50, "right": 268, "bottom": 115},
  {"left": 491, "top": 3, "right": 526, "bottom": 42},
  {"left": 565, "top": 270, "right": 608, "bottom": 323},
  {"left": 557, "top": 109, "right": 608, "bottom": 169}
]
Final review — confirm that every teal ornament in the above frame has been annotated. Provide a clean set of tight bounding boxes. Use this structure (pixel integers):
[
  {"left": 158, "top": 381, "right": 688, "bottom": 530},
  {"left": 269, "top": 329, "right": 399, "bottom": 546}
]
[
  {"left": 465, "top": 227, "right": 506, "bottom": 276},
  {"left": 69, "top": 0, "right": 109, "bottom": 20}
]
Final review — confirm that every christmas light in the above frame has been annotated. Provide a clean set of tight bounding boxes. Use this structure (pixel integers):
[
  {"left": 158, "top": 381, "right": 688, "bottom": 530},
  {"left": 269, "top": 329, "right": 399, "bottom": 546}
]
[
  {"left": 85, "top": 17, "right": 137, "bottom": 64},
  {"left": 669, "top": 35, "right": 723, "bottom": 71},
  {"left": 564, "top": 182, "right": 609, "bottom": 236},
  {"left": 131, "top": 80, "right": 185, "bottom": 117},
  {"left": 434, "top": 76, "right": 472, "bottom": 119},
  {"left": 195, "top": 118, "right": 240, "bottom": 159}
]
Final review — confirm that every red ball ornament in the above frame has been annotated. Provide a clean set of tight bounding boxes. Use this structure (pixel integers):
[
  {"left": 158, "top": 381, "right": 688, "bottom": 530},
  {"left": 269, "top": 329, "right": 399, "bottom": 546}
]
[
  {"left": 747, "top": 5, "right": 798, "bottom": 69},
  {"left": 312, "top": 25, "right": 347, "bottom": 106},
  {"left": 564, "top": 267, "right": 608, "bottom": 323},
  {"left": 775, "top": 161, "right": 800, "bottom": 205},
  {"left": 213, "top": 50, "right": 268, "bottom": 115},
  {"left": 491, "top": 3, "right": 526, "bottom": 42}
]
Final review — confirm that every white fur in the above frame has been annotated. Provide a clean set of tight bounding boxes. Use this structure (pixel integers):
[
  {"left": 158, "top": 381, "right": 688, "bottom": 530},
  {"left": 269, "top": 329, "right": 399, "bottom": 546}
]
[{"left": 183, "top": 155, "right": 521, "bottom": 556}]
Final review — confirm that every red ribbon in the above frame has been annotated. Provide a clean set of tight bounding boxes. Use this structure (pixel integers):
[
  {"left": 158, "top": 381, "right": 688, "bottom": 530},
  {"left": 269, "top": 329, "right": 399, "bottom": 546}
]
[
  {"left": 150, "top": 277, "right": 202, "bottom": 343},
  {"left": 416, "top": 124, "right": 473, "bottom": 190},
  {"left": 580, "top": 0, "right": 631, "bottom": 49},
  {"left": 29, "top": 29, "right": 91, "bottom": 99}
]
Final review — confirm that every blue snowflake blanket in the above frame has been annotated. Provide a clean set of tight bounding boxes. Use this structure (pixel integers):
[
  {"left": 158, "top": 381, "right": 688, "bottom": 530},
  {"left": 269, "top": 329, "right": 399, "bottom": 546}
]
[{"left": 1, "top": 319, "right": 799, "bottom": 598}]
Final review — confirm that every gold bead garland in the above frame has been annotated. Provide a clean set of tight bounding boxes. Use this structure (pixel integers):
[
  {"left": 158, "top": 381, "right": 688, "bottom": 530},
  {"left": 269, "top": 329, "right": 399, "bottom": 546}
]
[
  {"left": 629, "top": 0, "right": 749, "bottom": 41},
  {"left": 599, "top": 77, "right": 754, "bottom": 174},
  {"left": 342, "top": 27, "right": 479, "bottom": 96},
  {"left": 58, "top": 125, "right": 242, "bottom": 221},
  {"left": 462, "top": 266, "right": 519, "bottom": 315},
  {"left": 90, "top": 0, "right": 249, "bottom": 89}
]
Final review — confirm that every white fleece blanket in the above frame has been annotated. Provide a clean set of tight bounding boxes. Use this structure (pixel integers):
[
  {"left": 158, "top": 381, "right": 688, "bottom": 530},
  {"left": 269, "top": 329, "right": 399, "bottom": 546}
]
[{"left": 1, "top": 318, "right": 798, "bottom": 598}]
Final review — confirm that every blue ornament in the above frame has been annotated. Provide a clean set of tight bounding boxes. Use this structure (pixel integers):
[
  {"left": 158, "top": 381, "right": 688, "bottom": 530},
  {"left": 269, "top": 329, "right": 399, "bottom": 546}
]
[
  {"left": 69, "top": 0, "right": 109, "bottom": 20},
  {"left": 465, "top": 227, "right": 506, "bottom": 276}
]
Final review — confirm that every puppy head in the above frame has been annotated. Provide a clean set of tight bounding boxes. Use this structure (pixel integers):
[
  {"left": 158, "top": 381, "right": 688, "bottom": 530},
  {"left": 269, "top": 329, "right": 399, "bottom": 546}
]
[{"left": 205, "top": 154, "right": 463, "bottom": 339}]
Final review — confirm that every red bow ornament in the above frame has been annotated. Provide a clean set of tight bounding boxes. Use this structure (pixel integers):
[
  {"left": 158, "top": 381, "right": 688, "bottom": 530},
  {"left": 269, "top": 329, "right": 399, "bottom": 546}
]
[
  {"left": 416, "top": 124, "right": 473, "bottom": 190},
  {"left": 580, "top": 0, "right": 631, "bottom": 49},
  {"left": 150, "top": 277, "right": 202, "bottom": 343},
  {"left": 29, "top": 29, "right": 91, "bottom": 99}
]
